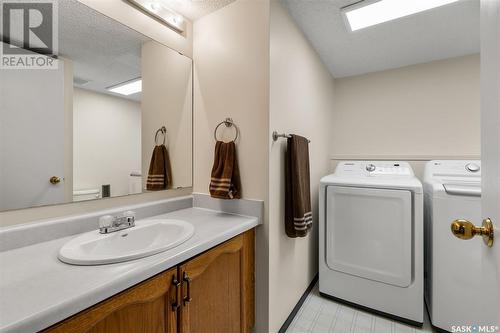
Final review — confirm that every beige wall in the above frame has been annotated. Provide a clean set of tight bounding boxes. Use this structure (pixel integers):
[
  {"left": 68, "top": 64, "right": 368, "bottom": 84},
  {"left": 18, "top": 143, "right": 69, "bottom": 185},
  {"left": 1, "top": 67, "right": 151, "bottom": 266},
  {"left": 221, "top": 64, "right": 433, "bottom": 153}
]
[
  {"left": 73, "top": 88, "right": 141, "bottom": 197},
  {"left": 330, "top": 54, "right": 481, "bottom": 175},
  {"left": 193, "top": 1, "right": 270, "bottom": 200},
  {"left": 193, "top": 1, "right": 270, "bottom": 331},
  {"left": 269, "top": 2, "right": 335, "bottom": 331},
  {"left": 77, "top": 0, "right": 193, "bottom": 58},
  {"left": 141, "top": 41, "right": 193, "bottom": 190}
]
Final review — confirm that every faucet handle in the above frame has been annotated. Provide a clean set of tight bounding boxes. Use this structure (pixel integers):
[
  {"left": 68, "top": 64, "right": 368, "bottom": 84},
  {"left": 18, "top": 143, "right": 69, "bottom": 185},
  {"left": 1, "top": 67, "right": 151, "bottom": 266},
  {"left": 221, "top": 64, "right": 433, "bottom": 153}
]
[
  {"left": 124, "top": 210, "right": 136, "bottom": 219},
  {"left": 99, "top": 215, "right": 113, "bottom": 229},
  {"left": 123, "top": 211, "right": 136, "bottom": 224}
]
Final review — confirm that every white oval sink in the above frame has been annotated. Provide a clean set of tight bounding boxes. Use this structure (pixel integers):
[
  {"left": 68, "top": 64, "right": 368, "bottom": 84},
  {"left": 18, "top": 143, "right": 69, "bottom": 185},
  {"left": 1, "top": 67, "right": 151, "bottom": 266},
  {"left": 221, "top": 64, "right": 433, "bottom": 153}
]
[{"left": 58, "top": 219, "right": 195, "bottom": 265}]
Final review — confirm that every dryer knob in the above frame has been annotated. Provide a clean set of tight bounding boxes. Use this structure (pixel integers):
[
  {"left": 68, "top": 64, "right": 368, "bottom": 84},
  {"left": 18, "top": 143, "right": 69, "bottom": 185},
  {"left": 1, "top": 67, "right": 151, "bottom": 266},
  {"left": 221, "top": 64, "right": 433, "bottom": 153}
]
[
  {"left": 366, "top": 164, "right": 376, "bottom": 172},
  {"left": 466, "top": 163, "right": 480, "bottom": 173}
]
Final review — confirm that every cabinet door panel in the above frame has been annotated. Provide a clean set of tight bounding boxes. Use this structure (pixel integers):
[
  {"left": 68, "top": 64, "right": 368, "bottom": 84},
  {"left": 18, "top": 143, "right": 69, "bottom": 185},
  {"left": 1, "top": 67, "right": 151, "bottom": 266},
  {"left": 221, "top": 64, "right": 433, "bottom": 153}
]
[
  {"left": 44, "top": 268, "right": 178, "bottom": 333},
  {"left": 179, "top": 230, "right": 254, "bottom": 333}
]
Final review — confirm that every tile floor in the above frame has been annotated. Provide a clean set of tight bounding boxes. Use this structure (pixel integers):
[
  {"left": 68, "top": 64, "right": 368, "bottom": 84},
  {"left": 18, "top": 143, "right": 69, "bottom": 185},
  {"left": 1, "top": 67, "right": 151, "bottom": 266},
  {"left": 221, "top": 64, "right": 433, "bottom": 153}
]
[{"left": 285, "top": 283, "right": 437, "bottom": 333}]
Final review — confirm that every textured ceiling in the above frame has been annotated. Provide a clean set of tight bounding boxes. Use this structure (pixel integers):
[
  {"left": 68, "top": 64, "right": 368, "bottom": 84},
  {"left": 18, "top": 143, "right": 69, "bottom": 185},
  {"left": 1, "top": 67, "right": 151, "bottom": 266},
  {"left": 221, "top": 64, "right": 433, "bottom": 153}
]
[
  {"left": 155, "top": 0, "right": 236, "bottom": 21},
  {"left": 4, "top": 0, "right": 229, "bottom": 101},
  {"left": 281, "top": 0, "right": 480, "bottom": 78},
  {"left": 59, "top": 0, "right": 234, "bottom": 101},
  {"left": 59, "top": 0, "right": 150, "bottom": 101}
]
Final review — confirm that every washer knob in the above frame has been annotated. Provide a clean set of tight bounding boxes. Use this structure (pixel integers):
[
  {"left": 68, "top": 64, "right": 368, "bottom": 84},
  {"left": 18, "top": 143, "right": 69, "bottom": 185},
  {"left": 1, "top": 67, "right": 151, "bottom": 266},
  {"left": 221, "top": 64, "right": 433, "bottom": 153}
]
[
  {"left": 466, "top": 163, "right": 480, "bottom": 173},
  {"left": 366, "top": 164, "right": 376, "bottom": 172}
]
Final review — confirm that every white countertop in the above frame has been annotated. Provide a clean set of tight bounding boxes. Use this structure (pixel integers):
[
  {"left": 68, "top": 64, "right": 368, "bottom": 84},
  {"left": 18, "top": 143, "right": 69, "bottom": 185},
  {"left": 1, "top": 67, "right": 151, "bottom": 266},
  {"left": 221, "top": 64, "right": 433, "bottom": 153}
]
[{"left": 0, "top": 207, "right": 258, "bottom": 333}]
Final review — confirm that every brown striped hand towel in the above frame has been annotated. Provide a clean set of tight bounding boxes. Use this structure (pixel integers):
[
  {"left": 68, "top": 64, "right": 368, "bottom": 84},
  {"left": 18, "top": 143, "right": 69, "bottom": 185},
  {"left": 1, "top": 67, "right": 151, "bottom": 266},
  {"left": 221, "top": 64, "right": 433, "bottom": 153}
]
[
  {"left": 146, "top": 144, "right": 172, "bottom": 191},
  {"left": 285, "top": 135, "right": 312, "bottom": 238},
  {"left": 209, "top": 141, "right": 241, "bottom": 199}
]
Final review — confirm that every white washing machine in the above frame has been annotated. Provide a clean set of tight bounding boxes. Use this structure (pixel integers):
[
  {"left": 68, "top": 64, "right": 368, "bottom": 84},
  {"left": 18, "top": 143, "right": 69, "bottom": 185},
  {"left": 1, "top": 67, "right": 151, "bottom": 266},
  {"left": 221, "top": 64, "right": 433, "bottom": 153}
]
[
  {"left": 423, "top": 160, "right": 482, "bottom": 332},
  {"left": 319, "top": 161, "right": 423, "bottom": 325}
]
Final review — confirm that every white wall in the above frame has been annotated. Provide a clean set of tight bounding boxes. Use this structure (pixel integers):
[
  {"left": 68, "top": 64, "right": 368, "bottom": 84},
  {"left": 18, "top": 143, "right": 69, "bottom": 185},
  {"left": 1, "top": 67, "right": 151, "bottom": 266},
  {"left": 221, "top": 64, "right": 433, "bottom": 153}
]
[
  {"left": 330, "top": 54, "right": 481, "bottom": 177},
  {"left": 73, "top": 88, "right": 141, "bottom": 198},
  {"left": 141, "top": 41, "right": 193, "bottom": 190},
  {"left": 193, "top": 1, "right": 270, "bottom": 331},
  {"left": 269, "top": 1, "right": 335, "bottom": 331}
]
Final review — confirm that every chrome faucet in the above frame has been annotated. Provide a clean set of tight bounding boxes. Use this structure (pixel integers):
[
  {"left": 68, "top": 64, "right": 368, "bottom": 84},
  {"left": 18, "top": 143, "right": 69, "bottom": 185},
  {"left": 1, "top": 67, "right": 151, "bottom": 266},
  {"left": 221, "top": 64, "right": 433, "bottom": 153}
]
[{"left": 99, "top": 211, "right": 136, "bottom": 234}]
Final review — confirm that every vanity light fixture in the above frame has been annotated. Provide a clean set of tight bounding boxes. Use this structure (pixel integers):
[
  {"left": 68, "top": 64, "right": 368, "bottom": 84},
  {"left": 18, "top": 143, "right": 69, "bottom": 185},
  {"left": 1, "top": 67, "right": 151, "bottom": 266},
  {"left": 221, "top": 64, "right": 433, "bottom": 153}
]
[
  {"left": 342, "top": 0, "right": 461, "bottom": 32},
  {"left": 107, "top": 78, "right": 142, "bottom": 96},
  {"left": 125, "top": 0, "right": 186, "bottom": 33}
]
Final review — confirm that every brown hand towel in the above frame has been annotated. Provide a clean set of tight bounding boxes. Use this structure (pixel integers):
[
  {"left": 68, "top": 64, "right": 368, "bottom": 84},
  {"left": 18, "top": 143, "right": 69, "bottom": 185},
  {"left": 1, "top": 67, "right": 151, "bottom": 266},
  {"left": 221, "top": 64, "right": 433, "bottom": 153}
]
[
  {"left": 285, "top": 135, "right": 312, "bottom": 238},
  {"left": 146, "top": 145, "right": 172, "bottom": 191},
  {"left": 209, "top": 141, "right": 241, "bottom": 199}
]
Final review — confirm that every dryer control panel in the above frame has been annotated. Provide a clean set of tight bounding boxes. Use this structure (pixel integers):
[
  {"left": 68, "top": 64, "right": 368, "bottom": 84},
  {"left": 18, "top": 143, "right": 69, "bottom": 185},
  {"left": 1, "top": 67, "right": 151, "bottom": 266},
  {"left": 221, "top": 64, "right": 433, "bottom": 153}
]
[{"left": 335, "top": 161, "right": 413, "bottom": 177}]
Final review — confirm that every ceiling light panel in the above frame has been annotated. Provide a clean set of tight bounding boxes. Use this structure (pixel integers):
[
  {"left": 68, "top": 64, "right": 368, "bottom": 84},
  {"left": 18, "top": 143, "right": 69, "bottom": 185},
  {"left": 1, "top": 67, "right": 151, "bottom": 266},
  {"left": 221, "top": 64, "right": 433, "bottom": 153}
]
[
  {"left": 107, "top": 79, "right": 142, "bottom": 96},
  {"left": 343, "top": 0, "right": 461, "bottom": 32}
]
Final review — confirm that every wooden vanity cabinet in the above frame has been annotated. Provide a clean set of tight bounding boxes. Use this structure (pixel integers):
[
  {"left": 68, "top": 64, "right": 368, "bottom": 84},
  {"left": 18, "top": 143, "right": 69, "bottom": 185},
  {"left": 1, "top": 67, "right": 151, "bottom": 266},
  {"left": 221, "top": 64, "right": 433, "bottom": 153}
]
[
  {"left": 43, "top": 229, "right": 255, "bottom": 333},
  {"left": 44, "top": 267, "right": 179, "bottom": 333},
  {"left": 179, "top": 228, "right": 254, "bottom": 333}
]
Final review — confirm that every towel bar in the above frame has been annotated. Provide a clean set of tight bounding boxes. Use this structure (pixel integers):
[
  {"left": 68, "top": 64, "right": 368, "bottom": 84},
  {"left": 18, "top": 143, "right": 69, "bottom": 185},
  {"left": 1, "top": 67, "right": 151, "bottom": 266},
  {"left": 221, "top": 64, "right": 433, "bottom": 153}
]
[{"left": 272, "top": 131, "right": 310, "bottom": 143}]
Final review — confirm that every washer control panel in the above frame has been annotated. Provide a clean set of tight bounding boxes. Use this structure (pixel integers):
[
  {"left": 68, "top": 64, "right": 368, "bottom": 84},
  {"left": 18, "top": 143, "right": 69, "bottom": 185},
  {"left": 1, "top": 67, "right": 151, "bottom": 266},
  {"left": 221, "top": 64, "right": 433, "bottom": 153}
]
[{"left": 427, "top": 160, "right": 481, "bottom": 177}]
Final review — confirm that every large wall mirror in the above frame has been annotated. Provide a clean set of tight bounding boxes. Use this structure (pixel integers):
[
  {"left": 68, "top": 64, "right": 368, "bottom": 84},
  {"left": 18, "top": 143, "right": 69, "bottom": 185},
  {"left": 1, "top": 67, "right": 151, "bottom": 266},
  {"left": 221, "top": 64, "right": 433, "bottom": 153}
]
[{"left": 0, "top": 0, "right": 193, "bottom": 211}]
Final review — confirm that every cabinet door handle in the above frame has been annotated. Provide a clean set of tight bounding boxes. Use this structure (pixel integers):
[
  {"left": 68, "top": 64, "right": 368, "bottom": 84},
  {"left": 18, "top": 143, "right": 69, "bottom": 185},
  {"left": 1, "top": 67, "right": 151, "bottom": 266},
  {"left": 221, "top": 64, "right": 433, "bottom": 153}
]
[
  {"left": 171, "top": 275, "right": 181, "bottom": 311},
  {"left": 183, "top": 272, "right": 192, "bottom": 305}
]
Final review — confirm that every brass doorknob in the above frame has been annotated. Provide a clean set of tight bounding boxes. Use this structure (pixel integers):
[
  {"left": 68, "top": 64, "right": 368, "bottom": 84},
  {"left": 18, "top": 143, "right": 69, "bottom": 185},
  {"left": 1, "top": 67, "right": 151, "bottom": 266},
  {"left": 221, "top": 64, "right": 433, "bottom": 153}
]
[
  {"left": 49, "top": 176, "right": 61, "bottom": 185},
  {"left": 451, "top": 218, "right": 494, "bottom": 247}
]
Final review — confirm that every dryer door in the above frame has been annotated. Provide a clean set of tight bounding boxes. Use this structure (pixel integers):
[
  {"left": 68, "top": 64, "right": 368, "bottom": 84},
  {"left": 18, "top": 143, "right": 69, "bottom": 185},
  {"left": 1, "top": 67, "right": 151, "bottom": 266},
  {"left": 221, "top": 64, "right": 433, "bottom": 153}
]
[{"left": 326, "top": 186, "right": 412, "bottom": 287}]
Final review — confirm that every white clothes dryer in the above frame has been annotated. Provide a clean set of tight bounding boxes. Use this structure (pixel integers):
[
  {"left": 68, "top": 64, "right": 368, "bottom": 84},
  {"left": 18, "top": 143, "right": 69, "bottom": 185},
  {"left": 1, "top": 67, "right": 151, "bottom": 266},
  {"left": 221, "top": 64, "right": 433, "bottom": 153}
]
[{"left": 319, "top": 161, "right": 424, "bottom": 325}]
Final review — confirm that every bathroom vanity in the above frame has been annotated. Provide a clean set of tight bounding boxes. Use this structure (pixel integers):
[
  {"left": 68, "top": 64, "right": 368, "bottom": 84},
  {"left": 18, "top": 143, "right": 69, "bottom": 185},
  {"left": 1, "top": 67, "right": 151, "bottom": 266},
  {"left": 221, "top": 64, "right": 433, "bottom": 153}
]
[
  {"left": 0, "top": 196, "right": 262, "bottom": 333},
  {"left": 44, "top": 229, "right": 254, "bottom": 333}
]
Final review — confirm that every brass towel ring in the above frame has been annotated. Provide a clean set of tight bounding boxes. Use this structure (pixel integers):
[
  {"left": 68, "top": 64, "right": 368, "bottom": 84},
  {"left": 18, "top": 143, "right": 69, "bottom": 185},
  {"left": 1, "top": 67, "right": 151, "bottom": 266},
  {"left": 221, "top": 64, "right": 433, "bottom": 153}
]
[
  {"left": 214, "top": 118, "right": 239, "bottom": 142},
  {"left": 155, "top": 126, "right": 167, "bottom": 146}
]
